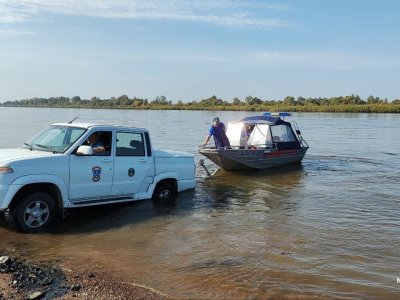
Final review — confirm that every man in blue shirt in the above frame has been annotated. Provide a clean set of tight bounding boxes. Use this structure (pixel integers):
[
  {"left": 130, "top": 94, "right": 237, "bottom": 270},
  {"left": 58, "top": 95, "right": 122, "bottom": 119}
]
[
  {"left": 87, "top": 132, "right": 106, "bottom": 153},
  {"left": 202, "top": 117, "right": 230, "bottom": 148}
]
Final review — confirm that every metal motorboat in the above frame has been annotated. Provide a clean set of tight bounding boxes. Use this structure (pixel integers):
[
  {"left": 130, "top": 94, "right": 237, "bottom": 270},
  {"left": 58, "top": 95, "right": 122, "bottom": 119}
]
[{"left": 198, "top": 112, "right": 309, "bottom": 171}]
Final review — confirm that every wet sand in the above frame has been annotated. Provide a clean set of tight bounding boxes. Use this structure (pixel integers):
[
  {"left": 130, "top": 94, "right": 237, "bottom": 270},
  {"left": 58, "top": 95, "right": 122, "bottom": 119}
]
[
  {"left": 0, "top": 253, "right": 166, "bottom": 300},
  {"left": 59, "top": 263, "right": 167, "bottom": 300}
]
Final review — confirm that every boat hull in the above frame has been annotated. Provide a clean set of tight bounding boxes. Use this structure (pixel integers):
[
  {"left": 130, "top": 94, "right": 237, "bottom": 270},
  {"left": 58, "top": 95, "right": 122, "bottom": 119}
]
[{"left": 198, "top": 147, "right": 308, "bottom": 170}]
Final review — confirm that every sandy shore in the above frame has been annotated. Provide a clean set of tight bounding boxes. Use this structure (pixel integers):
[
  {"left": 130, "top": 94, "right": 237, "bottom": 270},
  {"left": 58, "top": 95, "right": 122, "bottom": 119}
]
[
  {"left": 59, "top": 266, "right": 167, "bottom": 300},
  {"left": 0, "top": 254, "right": 166, "bottom": 300}
]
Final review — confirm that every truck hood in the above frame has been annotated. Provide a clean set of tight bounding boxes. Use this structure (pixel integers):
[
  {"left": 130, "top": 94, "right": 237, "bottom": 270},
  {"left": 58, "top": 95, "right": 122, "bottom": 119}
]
[
  {"left": 153, "top": 149, "right": 194, "bottom": 158},
  {"left": 0, "top": 148, "right": 54, "bottom": 165}
]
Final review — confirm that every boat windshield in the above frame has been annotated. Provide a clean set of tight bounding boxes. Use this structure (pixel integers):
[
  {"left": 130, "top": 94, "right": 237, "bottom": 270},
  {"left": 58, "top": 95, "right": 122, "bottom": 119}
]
[
  {"left": 270, "top": 125, "right": 297, "bottom": 142},
  {"left": 22, "top": 125, "right": 86, "bottom": 153}
]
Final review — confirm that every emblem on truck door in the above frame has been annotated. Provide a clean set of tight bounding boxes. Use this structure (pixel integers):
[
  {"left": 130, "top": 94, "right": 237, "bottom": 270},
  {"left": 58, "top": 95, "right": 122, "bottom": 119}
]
[
  {"left": 128, "top": 168, "right": 135, "bottom": 177},
  {"left": 92, "top": 166, "right": 102, "bottom": 182}
]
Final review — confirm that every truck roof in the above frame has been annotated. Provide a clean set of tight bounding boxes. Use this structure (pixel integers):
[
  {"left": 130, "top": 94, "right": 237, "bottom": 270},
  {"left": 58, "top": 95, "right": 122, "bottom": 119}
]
[{"left": 51, "top": 122, "right": 148, "bottom": 132}]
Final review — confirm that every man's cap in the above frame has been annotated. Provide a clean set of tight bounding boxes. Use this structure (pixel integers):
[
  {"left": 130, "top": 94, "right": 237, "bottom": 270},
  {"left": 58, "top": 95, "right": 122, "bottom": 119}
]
[{"left": 213, "top": 117, "right": 220, "bottom": 122}]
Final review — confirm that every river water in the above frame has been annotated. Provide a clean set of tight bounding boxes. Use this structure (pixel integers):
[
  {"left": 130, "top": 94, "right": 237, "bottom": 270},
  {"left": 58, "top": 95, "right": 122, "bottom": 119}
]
[{"left": 0, "top": 107, "right": 399, "bottom": 299}]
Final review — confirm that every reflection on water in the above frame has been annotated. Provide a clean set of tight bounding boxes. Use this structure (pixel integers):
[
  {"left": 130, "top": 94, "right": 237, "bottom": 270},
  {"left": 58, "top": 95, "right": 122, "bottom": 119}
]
[{"left": 0, "top": 108, "right": 400, "bottom": 299}]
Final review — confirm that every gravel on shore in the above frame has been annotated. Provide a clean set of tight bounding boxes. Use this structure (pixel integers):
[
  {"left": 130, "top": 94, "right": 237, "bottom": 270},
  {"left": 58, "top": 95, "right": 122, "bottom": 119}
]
[{"left": 0, "top": 254, "right": 166, "bottom": 300}]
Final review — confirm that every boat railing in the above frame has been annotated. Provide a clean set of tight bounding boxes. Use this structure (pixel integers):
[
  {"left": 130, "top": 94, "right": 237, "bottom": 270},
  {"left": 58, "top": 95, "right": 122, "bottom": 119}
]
[
  {"left": 197, "top": 144, "right": 232, "bottom": 150},
  {"left": 292, "top": 121, "right": 309, "bottom": 148},
  {"left": 197, "top": 144, "right": 217, "bottom": 150},
  {"left": 198, "top": 143, "right": 277, "bottom": 151}
]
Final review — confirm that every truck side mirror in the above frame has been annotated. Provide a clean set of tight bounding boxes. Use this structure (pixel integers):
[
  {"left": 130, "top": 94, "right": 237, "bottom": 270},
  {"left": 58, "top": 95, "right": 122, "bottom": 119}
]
[{"left": 76, "top": 145, "right": 93, "bottom": 156}]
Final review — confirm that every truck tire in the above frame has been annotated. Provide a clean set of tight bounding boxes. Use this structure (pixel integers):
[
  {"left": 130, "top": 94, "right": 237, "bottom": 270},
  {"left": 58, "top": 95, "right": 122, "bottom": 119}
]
[
  {"left": 152, "top": 183, "right": 175, "bottom": 202},
  {"left": 6, "top": 193, "right": 55, "bottom": 233},
  {"left": 0, "top": 211, "right": 6, "bottom": 227}
]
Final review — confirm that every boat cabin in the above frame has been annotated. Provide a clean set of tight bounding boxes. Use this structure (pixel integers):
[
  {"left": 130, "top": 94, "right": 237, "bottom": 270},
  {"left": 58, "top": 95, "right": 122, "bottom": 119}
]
[{"left": 226, "top": 112, "right": 302, "bottom": 150}]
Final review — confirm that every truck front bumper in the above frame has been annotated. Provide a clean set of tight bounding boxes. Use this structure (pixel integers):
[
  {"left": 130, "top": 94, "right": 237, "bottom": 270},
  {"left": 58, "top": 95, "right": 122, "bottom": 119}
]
[
  {"left": 178, "top": 179, "right": 196, "bottom": 192},
  {"left": 0, "top": 183, "right": 22, "bottom": 211},
  {"left": 0, "top": 184, "right": 8, "bottom": 211}
]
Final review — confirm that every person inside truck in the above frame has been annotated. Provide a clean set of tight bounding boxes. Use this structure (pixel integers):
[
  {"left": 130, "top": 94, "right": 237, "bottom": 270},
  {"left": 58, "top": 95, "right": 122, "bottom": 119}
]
[{"left": 87, "top": 132, "right": 106, "bottom": 153}]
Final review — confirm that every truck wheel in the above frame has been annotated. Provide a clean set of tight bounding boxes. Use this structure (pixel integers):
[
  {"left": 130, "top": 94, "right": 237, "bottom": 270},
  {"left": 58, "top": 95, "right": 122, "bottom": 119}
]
[
  {"left": 0, "top": 211, "right": 6, "bottom": 227},
  {"left": 7, "top": 193, "right": 55, "bottom": 233},
  {"left": 152, "top": 183, "right": 175, "bottom": 202}
]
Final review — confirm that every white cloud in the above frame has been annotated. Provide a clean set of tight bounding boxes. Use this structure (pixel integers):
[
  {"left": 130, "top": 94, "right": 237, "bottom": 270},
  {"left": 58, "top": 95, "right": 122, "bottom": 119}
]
[
  {"left": 0, "top": 0, "right": 292, "bottom": 28},
  {"left": 0, "top": 29, "right": 38, "bottom": 36}
]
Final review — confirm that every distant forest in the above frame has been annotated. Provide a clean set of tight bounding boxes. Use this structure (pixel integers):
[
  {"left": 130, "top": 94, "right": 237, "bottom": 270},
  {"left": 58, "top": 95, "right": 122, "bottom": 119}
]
[{"left": 1, "top": 95, "right": 400, "bottom": 113}]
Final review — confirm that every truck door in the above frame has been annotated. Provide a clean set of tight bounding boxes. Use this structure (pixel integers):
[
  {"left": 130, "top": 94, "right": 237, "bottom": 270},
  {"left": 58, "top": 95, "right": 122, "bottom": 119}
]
[
  {"left": 69, "top": 131, "right": 114, "bottom": 201},
  {"left": 111, "top": 131, "right": 151, "bottom": 197}
]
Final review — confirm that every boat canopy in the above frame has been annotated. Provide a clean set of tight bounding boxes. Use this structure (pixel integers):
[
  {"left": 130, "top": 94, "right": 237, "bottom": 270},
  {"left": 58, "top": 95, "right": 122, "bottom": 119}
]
[
  {"left": 226, "top": 113, "right": 300, "bottom": 149},
  {"left": 240, "top": 112, "right": 291, "bottom": 126}
]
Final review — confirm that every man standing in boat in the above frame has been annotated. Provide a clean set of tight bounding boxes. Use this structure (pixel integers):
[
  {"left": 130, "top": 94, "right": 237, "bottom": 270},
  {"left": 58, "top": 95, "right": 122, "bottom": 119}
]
[{"left": 202, "top": 117, "right": 230, "bottom": 148}]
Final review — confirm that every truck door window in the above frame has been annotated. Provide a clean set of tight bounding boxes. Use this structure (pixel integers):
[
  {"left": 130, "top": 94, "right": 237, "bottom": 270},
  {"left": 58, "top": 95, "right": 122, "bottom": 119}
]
[
  {"left": 116, "top": 132, "right": 145, "bottom": 156},
  {"left": 80, "top": 131, "right": 112, "bottom": 156}
]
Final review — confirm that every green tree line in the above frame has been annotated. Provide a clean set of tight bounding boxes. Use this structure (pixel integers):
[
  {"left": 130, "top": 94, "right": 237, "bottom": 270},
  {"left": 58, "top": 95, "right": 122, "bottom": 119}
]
[{"left": 1, "top": 94, "right": 400, "bottom": 113}]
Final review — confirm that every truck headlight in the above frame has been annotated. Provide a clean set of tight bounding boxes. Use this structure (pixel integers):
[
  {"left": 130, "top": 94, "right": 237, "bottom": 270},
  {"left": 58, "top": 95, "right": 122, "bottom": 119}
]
[{"left": 0, "top": 167, "right": 13, "bottom": 174}]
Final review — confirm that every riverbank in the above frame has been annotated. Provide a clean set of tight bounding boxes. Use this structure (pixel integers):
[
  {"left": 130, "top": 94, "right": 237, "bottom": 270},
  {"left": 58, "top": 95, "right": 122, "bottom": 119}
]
[
  {"left": 1, "top": 94, "right": 400, "bottom": 113},
  {"left": 0, "top": 253, "right": 166, "bottom": 300},
  {"left": 1, "top": 103, "right": 400, "bottom": 113}
]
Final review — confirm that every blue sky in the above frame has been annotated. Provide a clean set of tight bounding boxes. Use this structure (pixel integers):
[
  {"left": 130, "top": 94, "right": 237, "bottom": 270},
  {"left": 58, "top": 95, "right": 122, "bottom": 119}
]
[{"left": 0, "top": 0, "right": 399, "bottom": 102}]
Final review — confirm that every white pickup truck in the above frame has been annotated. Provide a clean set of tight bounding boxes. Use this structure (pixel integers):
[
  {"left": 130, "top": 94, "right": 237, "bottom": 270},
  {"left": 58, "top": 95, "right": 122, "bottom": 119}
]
[{"left": 0, "top": 123, "right": 196, "bottom": 232}]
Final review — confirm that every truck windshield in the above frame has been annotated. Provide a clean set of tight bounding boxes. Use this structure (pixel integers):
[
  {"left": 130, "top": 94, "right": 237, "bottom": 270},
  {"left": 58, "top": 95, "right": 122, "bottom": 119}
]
[{"left": 23, "top": 126, "right": 86, "bottom": 153}]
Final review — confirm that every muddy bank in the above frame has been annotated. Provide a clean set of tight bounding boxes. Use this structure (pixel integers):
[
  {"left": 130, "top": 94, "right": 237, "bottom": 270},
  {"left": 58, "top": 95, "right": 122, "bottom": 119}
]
[{"left": 0, "top": 253, "right": 166, "bottom": 300}]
